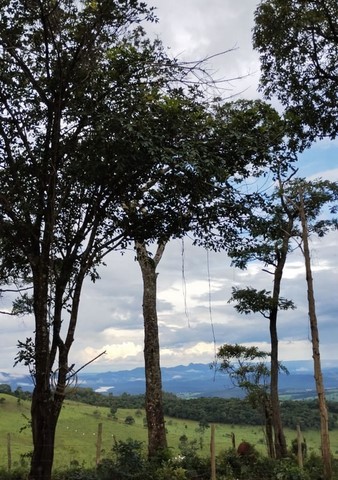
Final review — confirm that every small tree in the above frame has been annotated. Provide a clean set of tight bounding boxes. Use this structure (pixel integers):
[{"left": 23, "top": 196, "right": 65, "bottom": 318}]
[
  {"left": 124, "top": 415, "right": 135, "bottom": 425},
  {"left": 215, "top": 343, "right": 285, "bottom": 458}
]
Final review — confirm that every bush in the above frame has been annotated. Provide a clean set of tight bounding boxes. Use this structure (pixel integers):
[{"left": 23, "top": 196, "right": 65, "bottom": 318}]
[
  {"left": 97, "top": 438, "right": 150, "bottom": 480},
  {"left": 124, "top": 415, "right": 135, "bottom": 425},
  {"left": 0, "top": 468, "right": 28, "bottom": 480},
  {"left": 53, "top": 467, "right": 97, "bottom": 480}
]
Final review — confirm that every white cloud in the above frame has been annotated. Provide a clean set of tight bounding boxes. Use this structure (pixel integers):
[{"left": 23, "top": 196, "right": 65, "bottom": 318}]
[{"left": 80, "top": 342, "right": 143, "bottom": 364}]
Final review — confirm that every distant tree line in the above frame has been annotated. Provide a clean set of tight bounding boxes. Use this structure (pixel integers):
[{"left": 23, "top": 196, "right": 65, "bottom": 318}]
[{"left": 2, "top": 384, "right": 336, "bottom": 431}]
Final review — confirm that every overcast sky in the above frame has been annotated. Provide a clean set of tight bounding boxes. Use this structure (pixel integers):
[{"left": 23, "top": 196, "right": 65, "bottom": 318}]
[{"left": 1, "top": 0, "right": 337, "bottom": 376}]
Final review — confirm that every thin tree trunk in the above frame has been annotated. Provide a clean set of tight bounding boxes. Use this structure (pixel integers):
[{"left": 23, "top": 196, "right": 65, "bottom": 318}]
[
  {"left": 264, "top": 398, "right": 275, "bottom": 458},
  {"left": 299, "top": 192, "right": 332, "bottom": 480},
  {"left": 270, "top": 241, "right": 289, "bottom": 459},
  {"left": 135, "top": 240, "right": 167, "bottom": 458}
]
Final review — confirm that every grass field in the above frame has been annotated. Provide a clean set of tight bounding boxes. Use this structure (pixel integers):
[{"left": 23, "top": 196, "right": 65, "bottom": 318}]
[{"left": 1, "top": 393, "right": 338, "bottom": 471}]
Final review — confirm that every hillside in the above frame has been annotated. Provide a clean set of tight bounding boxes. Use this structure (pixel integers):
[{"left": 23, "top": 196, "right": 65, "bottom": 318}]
[{"left": 1, "top": 393, "right": 338, "bottom": 471}]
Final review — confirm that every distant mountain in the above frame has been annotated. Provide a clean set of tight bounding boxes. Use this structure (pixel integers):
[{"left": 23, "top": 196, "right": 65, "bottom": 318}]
[{"left": 1, "top": 360, "right": 337, "bottom": 398}]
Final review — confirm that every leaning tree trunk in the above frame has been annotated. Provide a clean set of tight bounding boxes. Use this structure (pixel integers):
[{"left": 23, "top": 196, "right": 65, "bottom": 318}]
[
  {"left": 299, "top": 192, "right": 332, "bottom": 480},
  {"left": 135, "top": 240, "right": 167, "bottom": 458}
]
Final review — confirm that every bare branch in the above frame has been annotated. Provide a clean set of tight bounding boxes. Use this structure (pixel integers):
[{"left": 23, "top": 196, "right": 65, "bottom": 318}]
[{"left": 69, "top": 350, "right": 106, "bottom": 378}]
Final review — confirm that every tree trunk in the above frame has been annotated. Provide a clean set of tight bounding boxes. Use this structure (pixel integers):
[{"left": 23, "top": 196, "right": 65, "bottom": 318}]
[
  {"left": 264, "top": 397, "right": 275, "bottom": 458},
  {"left": 135, "top": 241, "right": 167, "bottom": 458},
  {"left": 299, "top": 192, "right": 332, "bottom": 480},
  {"left": 270, "top": 243, "right": 289, "bottom": 459},
  {"left": 28, "top": 260, "right": 85, "bottom": 479},
  {"left": 29, "top": 389, "right": 63, "bottom": 480},
  {"left": 29, "top": 264, "right": 57, "bottom": 480},
  {"left": 269, "top": 312, "right": 284, "bottom": 458}
]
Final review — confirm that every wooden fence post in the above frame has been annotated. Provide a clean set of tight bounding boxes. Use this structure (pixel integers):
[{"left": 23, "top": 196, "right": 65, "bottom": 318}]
[
  {"left": 210, "top": 424, "right": 216, "bottom": 480},
  {"left": 96, "top": 423, "right": 103, "bottom": 466},
  {"left": 297, "top": 424, "right": 303, "bottom": 469},
  {"left": 7, "top": 433, "right": 11, "bottom": 471}
]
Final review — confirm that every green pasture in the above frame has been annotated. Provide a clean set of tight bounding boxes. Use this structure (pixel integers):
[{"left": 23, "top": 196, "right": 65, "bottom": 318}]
[{"left": 1, "top": 393, "right": 338, "bottom": 471}]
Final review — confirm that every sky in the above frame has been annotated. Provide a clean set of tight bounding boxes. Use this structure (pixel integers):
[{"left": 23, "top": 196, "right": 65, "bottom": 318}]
[{"left": 0, "top": 0, "right": 338, "bottom": 375}]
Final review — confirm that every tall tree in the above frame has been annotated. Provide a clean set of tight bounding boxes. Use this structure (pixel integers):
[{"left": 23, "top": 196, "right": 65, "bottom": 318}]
[
  {"left": 227, "top": 168, "right": 299, "bottom": 459},
  {"left": 253, "top": 0, "right": 338, "bottom": 141},
  {"left": 284, "top": 179, "right": 338, "bottom": 480},
  {"left": 230, "top": 176, "right": 338, "bottom": 477},
  {"left": 121, "top": 98, "right": 298, "bottom": 458},
  {"left": 229, "top": 287, "right": 294, "bottom": 458},
  {"left": 0, "top": 1, "right": 177, "bottom": 478}
]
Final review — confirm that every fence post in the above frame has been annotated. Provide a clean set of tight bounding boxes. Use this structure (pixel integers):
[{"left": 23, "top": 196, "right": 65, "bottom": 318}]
[
  {"left": 7, "top": 433, "right": 11, "bottom": 471},
  {"left": 297, "top": 424, "right": 303, "bottom": 469},
  {"left": 210, "top": 424, "right": 216, "bottom": 480},
  {"left": 96, "top": 423, "right": 103, "bottom": 466}
]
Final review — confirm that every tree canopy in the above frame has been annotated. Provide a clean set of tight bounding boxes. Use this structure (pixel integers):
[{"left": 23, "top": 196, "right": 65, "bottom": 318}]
[{"left": 253, "top": 0, "right": 338, "bottom": 141}]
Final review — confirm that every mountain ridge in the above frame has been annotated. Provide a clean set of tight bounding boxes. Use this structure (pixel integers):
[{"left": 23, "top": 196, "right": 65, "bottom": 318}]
[{"left": 1, "top": 360, "right": 337, "bottom": 398}]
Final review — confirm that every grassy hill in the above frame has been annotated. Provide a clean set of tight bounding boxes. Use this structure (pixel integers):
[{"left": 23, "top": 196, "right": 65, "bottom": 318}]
[{"left": 1, "top": 393, "right": 338, "bottom": 471}]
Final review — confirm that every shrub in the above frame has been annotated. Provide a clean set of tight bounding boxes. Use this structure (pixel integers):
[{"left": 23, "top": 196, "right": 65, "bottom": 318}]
[
  {"left": 97, "top": 438, "right": 149, "bottom": 480},
  {"left": 124, "top": 415, "right": 135, "bottom": 425},
  {"left": 53, "top": 467, "right": 97, "bottom": 480}
]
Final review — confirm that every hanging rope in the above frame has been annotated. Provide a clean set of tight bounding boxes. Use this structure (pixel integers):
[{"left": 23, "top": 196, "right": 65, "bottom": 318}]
[
  {"left": 206, "top": 249, "right": 217, "bottom": 365},
  {"left": 181, "top": 238, "right": 190, "bottom": 327}
]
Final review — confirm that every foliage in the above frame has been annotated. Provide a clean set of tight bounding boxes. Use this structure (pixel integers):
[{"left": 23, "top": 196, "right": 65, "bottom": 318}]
[
  {"left": 230, "top": 287, "right": 295, "bottom": 318},
  {"left": 217, "top": 448, "right": 312, "bottom": 480},
  {"left": 96, "top": 439, "right": 151, "bottom": 480},
  {"left": 53, "top": 467, "right": 97, "bottom": 480},
  {"left": 0, "top": 468, "right": 29, "bottom": 480},
  {"left": 124, "top": 415, "right": 135, "bottom": 425},
  {"left": 253, "top": 0, "right": 338, "bottom": 142},
  {"left": 215, "top": 344, "right": 271, "bottom": 393}
]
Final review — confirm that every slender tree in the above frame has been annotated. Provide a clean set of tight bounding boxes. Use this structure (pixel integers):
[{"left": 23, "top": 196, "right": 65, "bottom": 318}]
[
  {"left": 231, "top": 176, "right": 338, "bottom": 475},
  {"left": 228, "top": 175, "right": 338, "bottom": 466},
  {"left": 227, "top": 168, "right": 299, "bottom": 459},
  {"left": 284, "top": 180, "right": 338, "bottom": 480},
  {"left": 215, "top": 344, "right": 276, "bottom": 457},
  {"left": 299, "top": 191, "right": 331, "bottom": 479},
  {"left": 229, "top": 287, "right": 294, "bottom": 458}
]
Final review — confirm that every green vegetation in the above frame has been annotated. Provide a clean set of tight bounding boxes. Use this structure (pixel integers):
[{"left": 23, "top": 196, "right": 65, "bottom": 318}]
[{"left": 1, "top": 392, "right": 338, "bottom": 473}]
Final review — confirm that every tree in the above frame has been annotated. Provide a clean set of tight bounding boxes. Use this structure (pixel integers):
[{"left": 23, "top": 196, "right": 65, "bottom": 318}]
[
  {"left": 228, "top": 172, "right": 338, "bottom": 465},
  {"left": 123, "top": 98, "right": 295, "bottom": 459},
  {"left": 227, "top": 168, "right": 299, "bottom": 459},
  {"left": 230, "top": 176, "right": 338, "bottom": 478},
  {"left": 0, "top": 2, "right": 176, "bottom": 479},
  {"left": 229, "top": 287, "right": 293, "bottom": 458},
  {"left": 215, "top": 344, "right": 276, "bottom": 457},
  {"left": 282, "top": 179, "right": 338, "bottom": 480},
  {"left": 253, "top": 0, "right": 338, "bottom": 141},
  {"left": 299, "top": 191, "right": 331, "bottom": 479}
]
